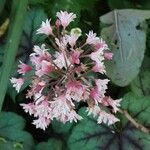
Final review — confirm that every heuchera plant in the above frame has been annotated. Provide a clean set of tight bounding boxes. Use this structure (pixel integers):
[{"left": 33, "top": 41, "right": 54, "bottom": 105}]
[{"left": 10, "top": 11, "right": 121, "bottom": 130}]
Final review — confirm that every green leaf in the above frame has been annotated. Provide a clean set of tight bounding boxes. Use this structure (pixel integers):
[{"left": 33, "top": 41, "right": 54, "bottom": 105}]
[
  {"left": 0, "top": 112, "right": 34, "bottom": 150},
  {"left": 130, "top": 70, "right": 150, "bottom": 97},
  {"left": 100, "top": 9, "right": 150, "bottom": 87},
  {"left": 121, "top": 93, "right": 150, "bottom": 126},
  {"left": 36, "top": 138, "right": 62, "bottom": 150},
  {"left": 68, "top": 94, "right": 150, "bottom": 150},
  {"left": 0, "top": 46, "right": 4, "bottom": 70}
]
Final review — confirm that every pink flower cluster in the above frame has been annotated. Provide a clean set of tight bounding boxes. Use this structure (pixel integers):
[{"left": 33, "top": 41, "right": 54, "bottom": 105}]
[{"left": 10, "top": 11, "right": 120, "bottom": 130}]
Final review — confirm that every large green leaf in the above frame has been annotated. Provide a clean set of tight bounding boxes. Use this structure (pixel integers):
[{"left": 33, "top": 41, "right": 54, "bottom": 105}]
[
  {"left": 36, "top": 138, "right": 62, "bottom": 150},
  {"left": 0, "top": 112, "right": 34, "bottom": 150},
  {"left": 130, "top": 70, "right": 150, "bottom": 97},
  {"left": 100, "top": 9, "right": 150, "bottom": 87},
  {"left": 68, "top": 94, "right": 150, "bottom": 150}
]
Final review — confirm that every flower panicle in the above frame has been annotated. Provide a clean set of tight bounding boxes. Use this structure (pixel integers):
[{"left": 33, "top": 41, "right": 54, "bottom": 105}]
[{"left": 10, "top": 10, "right": 121, "bottom": 130}]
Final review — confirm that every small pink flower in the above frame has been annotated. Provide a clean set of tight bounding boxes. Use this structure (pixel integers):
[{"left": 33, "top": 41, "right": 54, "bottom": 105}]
[
  {"left": 26, "top": 78, "right": 46, "bottom": 98},
  {"left": 55, "top": 19, "right": 61, "bottom": 28},
  {"left": 86, "top": 31, "right": 99, "bottom": 45},
  {"left": 50, "top": 94, "right": 71, "bottom": 123},
  {"left": 67, "top": 110, "right": 83, "bottom": 123},
  {"left": 37, "top": 19, "right": 53, "bottom": 35},
  {"left": 32, "top": 117, "right": 50, "bottom": 130},
  {"left": 66, "top": 80, "right": 88, "bottom": 102},
  {"left": 97, "top": 110, "right": 119, "bottom": 125},
  {"left": 70, "top": 50, "right": 80, "bottom": 64},
  {"left": 54, "top": 52, "right": 71, "bottom": 69},
  {"left": 56, "top": 11, "right": 76, "bottom": 29},
  {"left": 104, "top": 52, "right": 113, "bottom": 60},
  {"left": 95, "top": 79, "right": 109, "bottom": 94},
  {"left": 90, "top": 49, "right": 104, "bottom": 63},
  {"left": 34, "top": 100, "right": 51, "bottom": 118},
  {"left": 30, "top": 45, "right": 51, "bottom": 68},
  {"left": 30, "top": 44, "right": 53, "bottom": 76},
  {"left": 95, "top": 38, "right": 108, "bottom": 50},
  {"left": 10, "top": 78, "right": 24, "bottom": 93},
  {"left": 90, "top": 89, "right": 100, "bottom": 104},
  {"left": 90, "top": 49, "right": 106, "bottom": 74},
  {"left": 35, "top": 60, "right": 54, "bottom": 77},
  {"left": 102, "top": 96, "right": 122, "bottom": 113},
  {"left": 87, "top": 105, "right": 100, "bottom": 117},
  {"left": 92, "top": 63, "right": 105, "bottom": 74},
  {"left": 55, "top": 37, "right": 68, "bottom": 51},
  {"left": 20, "top": 103, "right": 35, "bottom": 115},
  {"left": 87, "top": 105, "right": 119, "bottom": 125},
  {"left": 66, "top": 33, "right": 80, "bottom": 47},
  {"left": 90, "top": 79, "right": 109, "bottom": 104},
  {"left": 17, "top": 61, "right": 32, "bottom": 75}
]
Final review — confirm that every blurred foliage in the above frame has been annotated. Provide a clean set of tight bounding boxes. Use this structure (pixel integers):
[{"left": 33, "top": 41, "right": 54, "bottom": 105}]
[{"left": 0, "top": 0, "right": 150, "bottom": 149}]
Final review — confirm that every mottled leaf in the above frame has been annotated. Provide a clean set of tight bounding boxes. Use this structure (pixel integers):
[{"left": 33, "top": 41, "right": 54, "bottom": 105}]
[
  {"left": 130, "top": 71, "right": 150, "bottom": 97},
  {"left": 0, "top": 112, "right": 34, "bottom": 150},
  {"left": 68, "top": 93, "right": 150, "bottom": 150},
  {"left": 100, "top": 9, "right": 150, "bottom": 86}
]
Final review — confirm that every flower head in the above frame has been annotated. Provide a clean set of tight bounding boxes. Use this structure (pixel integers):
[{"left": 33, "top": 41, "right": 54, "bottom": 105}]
[
  {"left": 10, "top": 78, "right": 24, "bottom": 93},
  {"left": 10, "top": 11, "right": 121, "bottom": 130}
]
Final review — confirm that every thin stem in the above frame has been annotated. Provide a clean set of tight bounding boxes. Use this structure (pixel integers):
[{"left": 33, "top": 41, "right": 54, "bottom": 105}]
[
  {"left": 48, "top": 37, "right": 60, "bottom": 51},
  {"left": 0, "top": 0, "right": 28, "bottom": 111},
  {"left": 119, "top": 109, "right": 150, "bottom": 134}
]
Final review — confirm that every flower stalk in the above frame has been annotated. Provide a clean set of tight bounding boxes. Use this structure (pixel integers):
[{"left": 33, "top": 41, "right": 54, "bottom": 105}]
[{"left": 119, "top": 109, "right": 150, "bottom": 134}]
